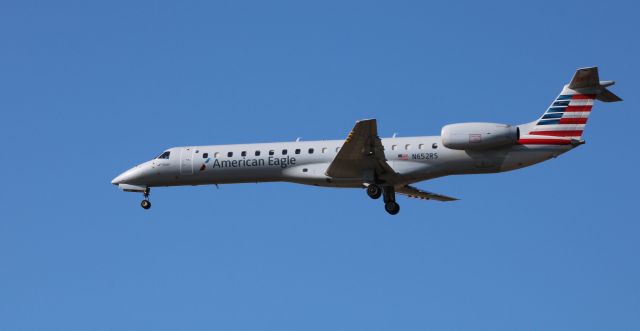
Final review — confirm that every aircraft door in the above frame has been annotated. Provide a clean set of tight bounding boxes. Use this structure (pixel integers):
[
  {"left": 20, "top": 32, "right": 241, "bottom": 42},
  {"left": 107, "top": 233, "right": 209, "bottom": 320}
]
[{"left": 180, "top": 147, "right": 194, "bottom": 175}]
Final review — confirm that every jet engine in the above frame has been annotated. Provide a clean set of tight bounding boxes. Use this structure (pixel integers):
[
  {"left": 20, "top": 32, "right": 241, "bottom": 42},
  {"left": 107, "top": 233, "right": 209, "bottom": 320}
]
[{"left": 441, "top": 122, "right": 519, "bottom": 150}]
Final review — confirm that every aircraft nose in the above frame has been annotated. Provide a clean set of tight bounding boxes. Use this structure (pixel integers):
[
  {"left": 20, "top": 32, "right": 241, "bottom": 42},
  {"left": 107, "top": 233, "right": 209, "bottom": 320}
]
[
  {"left": 111, "top": 173, "right": 125, "bottom": 185},
  {"left": 111, "top": 170, "right": 131, "bottom": 185},
  {"left": 111, "top": 162, "right": 153, "bottom": 185},
  {"left": 111, "top": 164, "right": 147, "bottom": 185}
]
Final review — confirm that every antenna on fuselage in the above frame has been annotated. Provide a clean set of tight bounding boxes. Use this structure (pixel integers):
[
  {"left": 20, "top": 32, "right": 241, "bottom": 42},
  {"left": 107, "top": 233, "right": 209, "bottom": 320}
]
[
  {"left": 296, "top": 137, "right": 302, "bottom": 142},
  {"left": 392, "top": 133, "right": 398, "bottom": 138}
]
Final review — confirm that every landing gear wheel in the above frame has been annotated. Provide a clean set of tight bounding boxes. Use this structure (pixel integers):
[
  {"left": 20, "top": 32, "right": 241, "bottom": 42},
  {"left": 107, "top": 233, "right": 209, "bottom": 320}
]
[
  {"left": 140, "top": 188, "right": 151, "bottom": 210},
  {"left": 366, "top": 184, "right": 382, "bottom": 199},
  {"left": 384, "top": 201, "right": 400, "bottom": 215}
]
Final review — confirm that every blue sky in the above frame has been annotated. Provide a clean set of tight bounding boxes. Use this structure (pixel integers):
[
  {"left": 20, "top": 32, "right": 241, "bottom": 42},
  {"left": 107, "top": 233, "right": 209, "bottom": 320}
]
[{"left": 1, "top": 0, "right": 639, "bottom": 330}]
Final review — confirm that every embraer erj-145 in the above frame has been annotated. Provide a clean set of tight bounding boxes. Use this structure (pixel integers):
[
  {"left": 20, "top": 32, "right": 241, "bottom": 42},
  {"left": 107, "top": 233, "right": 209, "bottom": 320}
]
[{"left": 112, "top": 67, "right": 621, "bottom": 215}]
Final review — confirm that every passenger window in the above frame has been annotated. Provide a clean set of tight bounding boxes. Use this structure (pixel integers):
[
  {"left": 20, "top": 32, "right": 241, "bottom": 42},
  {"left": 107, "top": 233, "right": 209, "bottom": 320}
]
[
  {"left": 295, "top": 149, "right": 301, "bottom": 154},
  {"left": 214, "top": 152, "right": 220, "bottom": 158},
  {"left": 269, "top": 150, "right": 275, "bottom": 156},
  {"left": 241, "top": 151, "right": 247, "bottom": 157},
  {"left": 157, "top": 151, "right": 170, "bottom": 159},
  {"left": 322, "top": 147, "right": 327, "bottom": 154},
  {"left": 255, "top": 150, "right": 261, "bottom": 156},
  {"left": 392, "top": 145, "right": 397, "bottom": 150},
  {"left": 432, "top": 143, "right": 438, "bottom": 149},
  {"left": 282, "top": 149, "right": 288, "bottom": 155},
  {"left": 203, "top": 153, "right": 209, "bottom": 158},
  {"left": 335, "top": 147, "right": 340, "bottom": 153},
  {"left": 308, "top": 148, "right": 314, "bottom": 154},
  {"left": 227, "top": 152, "right": 233, "bottom": 157},
  {"left": 418, "top": 144, "right": 424, "bottom": 150},
  {"left": 405, "top": 144, "right": 411, "bottom": 150}
]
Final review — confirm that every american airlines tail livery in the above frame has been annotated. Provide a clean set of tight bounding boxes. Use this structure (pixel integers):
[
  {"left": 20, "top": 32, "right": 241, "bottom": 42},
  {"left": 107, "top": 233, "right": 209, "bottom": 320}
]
[{"left": 112, "top": 67, "right": 621, "bottom": 215}]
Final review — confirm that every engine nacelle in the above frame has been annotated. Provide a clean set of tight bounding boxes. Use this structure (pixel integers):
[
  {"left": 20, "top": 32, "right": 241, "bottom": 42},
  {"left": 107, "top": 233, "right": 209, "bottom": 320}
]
[{"left": 441, "top": 122, "right": 519, "bottom": 150}]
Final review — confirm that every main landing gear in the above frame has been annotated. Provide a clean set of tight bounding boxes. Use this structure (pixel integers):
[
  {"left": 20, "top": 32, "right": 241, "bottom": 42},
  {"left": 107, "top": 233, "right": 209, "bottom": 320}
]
[
  {"left": 140, "top": 188, "right": 151, "bottom": 210},
  {"left": 384, "top": 201, "right": 400, "bottom": 215},
  {"left": 366, "top": 184, "right": 382, "bottom": 199},
  {"left": 366, "top": 184, "right": 400, "bottom": 215}
]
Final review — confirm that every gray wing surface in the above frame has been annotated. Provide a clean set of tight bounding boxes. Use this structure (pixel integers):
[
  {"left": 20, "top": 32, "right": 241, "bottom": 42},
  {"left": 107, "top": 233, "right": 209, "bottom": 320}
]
[
  {"left": 396, "top": 185, "right": 458, "bottom": 202},
  {"left": 325, "top": 119, "right": 396, "bottom": 179}
]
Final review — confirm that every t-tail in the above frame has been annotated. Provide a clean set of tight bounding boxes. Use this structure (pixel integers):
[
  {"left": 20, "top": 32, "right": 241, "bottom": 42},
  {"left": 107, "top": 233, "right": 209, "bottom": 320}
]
[{"left": 519, "top": 67, "right": 622, "bottom": 145}]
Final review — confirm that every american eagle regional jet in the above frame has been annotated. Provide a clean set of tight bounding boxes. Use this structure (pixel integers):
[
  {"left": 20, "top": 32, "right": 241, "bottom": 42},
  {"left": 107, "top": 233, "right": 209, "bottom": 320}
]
[{"left": 112, "top": 67, "right": 621, "bottom": 215}]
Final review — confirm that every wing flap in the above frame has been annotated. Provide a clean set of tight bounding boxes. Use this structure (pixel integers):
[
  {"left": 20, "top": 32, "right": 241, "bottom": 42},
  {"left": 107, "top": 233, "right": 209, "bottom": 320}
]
[{"left": 396, "top": 185, "right": 458, "bottom": 202}]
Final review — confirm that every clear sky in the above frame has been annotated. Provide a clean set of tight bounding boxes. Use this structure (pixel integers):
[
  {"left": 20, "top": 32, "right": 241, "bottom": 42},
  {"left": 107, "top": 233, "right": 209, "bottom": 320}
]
[{"left": 1, "top": 0, "right": 639, "bottom": 330}]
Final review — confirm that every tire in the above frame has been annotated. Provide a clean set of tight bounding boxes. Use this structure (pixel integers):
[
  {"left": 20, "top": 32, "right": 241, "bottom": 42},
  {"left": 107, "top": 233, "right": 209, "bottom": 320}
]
[
  {"left": 384, "top": 201, "right": 400, "bottom": 215},
  {"left": 141, "top": 200, "right": 151, "bottom": 210},
  {"left": 367, "top": 184, "right": 382, "bottom": 199}
]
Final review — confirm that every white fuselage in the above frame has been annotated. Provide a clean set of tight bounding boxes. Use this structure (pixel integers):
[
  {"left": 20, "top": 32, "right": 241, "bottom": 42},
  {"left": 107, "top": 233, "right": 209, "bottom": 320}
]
[
  {"left": 111, "top": 135, "right": 573, "bottom": 189},
  {"left": 111, "top": 67, "right": 620, "bottom": 214}
]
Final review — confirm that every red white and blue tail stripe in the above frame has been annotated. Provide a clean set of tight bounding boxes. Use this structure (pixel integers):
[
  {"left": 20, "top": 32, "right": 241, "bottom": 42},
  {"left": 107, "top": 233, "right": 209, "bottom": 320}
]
[
  {"left": 529, "top": 92, "right": 595, "bottom": 138},
  {"left": 519, "top": 67, "right": 621, "bottom": 145}
]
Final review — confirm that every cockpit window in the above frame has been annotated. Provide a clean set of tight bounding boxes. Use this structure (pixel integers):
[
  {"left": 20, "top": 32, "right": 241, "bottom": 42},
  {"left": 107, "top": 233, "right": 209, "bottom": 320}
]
[{"left": 157, "top": 151, "right": 171, "bottom": 159}]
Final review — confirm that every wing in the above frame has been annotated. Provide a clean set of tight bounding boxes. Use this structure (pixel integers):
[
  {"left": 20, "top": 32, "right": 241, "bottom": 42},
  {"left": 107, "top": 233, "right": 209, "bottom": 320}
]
[
  {"left": 396, "top": 185, "right": 458, "bottom": 202},
  {"left": 325, "top": 119, "right": 396, "bottom": 179}
]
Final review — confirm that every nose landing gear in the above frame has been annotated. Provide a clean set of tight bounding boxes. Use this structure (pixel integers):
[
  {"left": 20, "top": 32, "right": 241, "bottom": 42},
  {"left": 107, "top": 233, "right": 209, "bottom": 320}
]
[{"left": 140, "top": 188, "right": 151, "bottom": 210}]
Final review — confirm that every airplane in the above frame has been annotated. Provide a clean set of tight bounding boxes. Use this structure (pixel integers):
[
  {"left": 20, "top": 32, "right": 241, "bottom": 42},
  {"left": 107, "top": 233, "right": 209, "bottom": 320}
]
[{"left": 112, "top": 67, "right": 621, "bottom": 215}]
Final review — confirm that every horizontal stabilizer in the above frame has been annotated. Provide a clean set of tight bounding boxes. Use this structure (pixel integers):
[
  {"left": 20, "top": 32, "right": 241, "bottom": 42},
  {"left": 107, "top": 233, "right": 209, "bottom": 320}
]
[
  {"left": 568, "top": 67, "right": 622, "bottom": 102},
  {"left": 569, "top": 67, "right": 600, "bottom": 89},
  {"left": 597, "top": 88, "right": 623, "bottom": 102}
]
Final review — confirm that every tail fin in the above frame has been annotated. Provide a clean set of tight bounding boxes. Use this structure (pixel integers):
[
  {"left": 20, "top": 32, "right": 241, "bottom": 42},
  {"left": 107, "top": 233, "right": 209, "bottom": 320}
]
[{"left": 524, "top": 67, "right": 621, "bottom": 142}]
